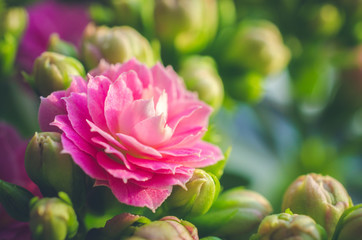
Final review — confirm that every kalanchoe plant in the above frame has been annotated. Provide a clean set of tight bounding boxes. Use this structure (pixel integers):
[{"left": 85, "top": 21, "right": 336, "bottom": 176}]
[
  {"left": 164, "top": 169, "right": 220, "bottom": 218},
  {"left": 282, "top": 173, "right": 353, "bottom": 239},
  {"left": 27, "top": 51, "right": 85, "bottom": 96},
  {"left": 190, "top": 187, "right": 273, "bottom": 240},
  {"left": 250, "top": 210, "right": 328, "bottom": 240},
  {"left": 29, "top": 192, "right": 79, "bottom": 240},
  {"left": 81, "top": 23, "right": 157, "bottom": 70}
]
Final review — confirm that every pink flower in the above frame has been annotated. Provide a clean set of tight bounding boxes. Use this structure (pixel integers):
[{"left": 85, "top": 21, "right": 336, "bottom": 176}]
[
  {"left": 0, "top": 122, "right": 39, "bottom": 239},
  {"left": 17, "top": 0, "right": 90, "bottom": 72},
  {"left": 39, "top": 59, "right": 223, "bottom": 211}
]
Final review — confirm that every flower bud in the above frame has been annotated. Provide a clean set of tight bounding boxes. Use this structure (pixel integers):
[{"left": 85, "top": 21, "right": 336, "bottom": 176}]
[
  {"left": 305, "top": 4, "right": 342, "bottom": 37},
  {"left": 81, "top": 23, "right": 156, "bottom": 70},
  {"left": 251, "top": 211, "right": 327, "bottom": 240},
  {"left": 0, "top": 180, "right": 34, "bottom": 222},
  {"left": 25, "top": 132, "right": 86, "bottom": 208},
  {"left": 86, "top": 213, "right": 151, "bottom": 240},
  {"left": 110, "top": 0, "right": 144, "bottom": 29},
  {"left": 0, "top": 32, "right": 17, "bottom": 77},
  {"left": 282, "top": 173, "right": 353, "bottom": 238},
  {"left": 224, "top": 20, "right": 290, "bottom": 75},
  {"left": 0, "top": 7, "right": 28, "bottom": 39},
  {"left": 47, "top": 34, "right": 78, "bottom": 59},
  {"left": 30, "top": 52, "right": 85, "bottom": 96},
  {"left": 29, "top": 192, "right": 79, "bottom": 240},
  {"left": 228, "top": 72, "right": 265, "bottom": 103},
  {"left": 333, "top": 204, "right": 362, "bottom": 240},
  {"left": 127, "top": 216, "right": 198, "bottom": 240},
  {"left": 179, "top": 56, "right": 224, "bottom": 112},
  {"left": 166, "top": 169, "right": 220, "bottom": 218},
  {"left": 154, "top": 0, "right": 218, "bottom": 53},
  {"left": 190, "top": 187, "right": 273, "bottom": 240}
]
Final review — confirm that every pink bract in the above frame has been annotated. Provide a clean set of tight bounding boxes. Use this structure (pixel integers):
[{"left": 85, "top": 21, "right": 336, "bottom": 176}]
[{"left": 39, "top": 59, "right": 223, "bottom": 211}]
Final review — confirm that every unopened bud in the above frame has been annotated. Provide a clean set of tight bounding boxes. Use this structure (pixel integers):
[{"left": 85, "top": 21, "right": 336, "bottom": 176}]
[
  {"left": 30, "top": 52, "right": 85, "bottom": 96},
  {"left": 25, "top": 132, "right": 86, "bottom": 207},
  {"left": 154, "top": 0, "right": 218, "bottom": 53},
  {"left": 224, "top": 20, "right": 290, "bottom": 75},
  {"left": 29, "top": 192, "right": 79, "bottom": 240},
  {"left": 0, "top": 7, "right": 28, "bottom": 39},
  {"left": 229, "top": 72, "right": 265, "bottom": 103},
  {"left": 332, "top": 204, "right": 362, "bottom": 240},
  {"left": 179, "top": 56, "right": 224, "bottom": 112},
  {"left": 81, "top": 23, "right": 156, "bottom": 70},
  {"left": 166, "top": 169, "right": 220, "bottom": 218},
  {"left": 127, "top": 216, "right": 198, "bottom": 240},
  {"left": 251, "top": 211, "right": 327, "bottom": 240},
  {"left": 282, "top": 173, "right": 353, "bottom": 238},
  {"left": 47, "top": 34, "right": 78, "bottom": 59},
  {"left": 191, "top": 187, "right": 273, "bottom": 239}
]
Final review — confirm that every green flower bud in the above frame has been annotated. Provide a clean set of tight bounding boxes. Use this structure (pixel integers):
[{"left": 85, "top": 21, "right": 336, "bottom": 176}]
[
  {"left": 81, "top": 23, "right": 156, "bottom": 70},
  {"left": 332, "top": 204, "right": 362, "bottom": 240},
  {"left": 30, "top": 52, "right": 85, "bottom": 96},
  {"left": 224, "top": 20, "right": 290, "bottom": 75},
  {"left": 86, "top": 213, "right": 151, "bottom": 240},
  {"left": 305, "top": 4, "right": 343, "bottom": 37},
  {"left": 25, "top": 132, "right": 86, "bottom": 208},
  {"left": 0, "top": 7, "right": 28, "bottom": 39},
  {"left": 29, "top": 192, "right": 79, "bottom": 240},
  {"left": 282, "top": 173, "right": 353, "bottom": 238},
  {"left": 110, "top": 0, "right": 144, "bottom": 29},
  {"left": 166, "top": 169, "right": 220, "bottom": 218},
  {"left": 47, "top": 34, "right": 78, "bottom": 59},
  {"left": 127, "top": 216, "right": 198, "bottom": 240},
  {"left": 0, "top": 180, "right": 34, "bottom": 222},
  {"left": 251, "top": 211, "right": 327, "bottom": 240},
  {"left": 0, "top": 32, "right": 17, "bottom": 77},
  {"left": 179, "top": 56, "right": 224, "bottom": 112},
  {"left": 154, "top": 0, "right": 218, "bottom": 53},
  {"left": 190, "top": 187, "right": 273, "bottom": 240},
  {"left": 228, "top": 72, "right": 265, "bottom": 103}
]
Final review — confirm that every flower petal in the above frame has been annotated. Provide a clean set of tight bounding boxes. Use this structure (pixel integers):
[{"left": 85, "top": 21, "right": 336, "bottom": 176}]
[
  {"left": 38, "top": 91, "right": 66, "bottom": 132},
  {"left": 87, "top": 75, "right": 112, "bottom": 131},
  {"left": 104, "top": 78, "right": 133, "bottom": 134},
  {"left": 61, "top": 134, "right": 107, "bottom": 179},
  {"left": 108, "top": 176, "right": 171, "bottom": 212},
  {"left": 116, "top": 133, "right": 162, "bottom": 158}
]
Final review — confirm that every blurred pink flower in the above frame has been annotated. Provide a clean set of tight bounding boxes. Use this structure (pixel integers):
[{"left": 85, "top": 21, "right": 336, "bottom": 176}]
[
  {"left": 0, "top": 122, "right": 39, "bottom": 239},
  {"left": 39, "top": 59, "right": 223, "bottom": 211},
  {"left": 17, "top": 0, "right": 90, "bottom": 72}
]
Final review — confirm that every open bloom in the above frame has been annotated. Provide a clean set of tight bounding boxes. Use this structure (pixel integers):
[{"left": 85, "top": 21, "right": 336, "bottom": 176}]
[{"left": 39, "top": 59, "right": 223, "bottom": 211}]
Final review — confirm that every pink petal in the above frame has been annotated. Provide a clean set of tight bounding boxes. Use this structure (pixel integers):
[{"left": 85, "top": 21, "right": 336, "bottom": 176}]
[
  {"left": 134, "top": 169, "right": 193, "bottom": 189},
  {"left": 118, "top": 99, "right": 156, "bottom": 135},
  {"left": 97, "top": 152, "right": 152, "bottom": 183},
  {"left": 87, "top": 120, "right": 127, "bottom": 151},
  {"left": 126, "top": 154, "right": 182, "bottom": 174},
  {"left": 116, "top": 133, "right": 162, "bottom": 158},
  {"left": 114, "top": 58, "right": 153, "bottom": 88},
  {"left": 104, "top": 78, "right": 133, "bottom": 134},
  {"left": 120, "top": 71, "right": 144, "bottom": 99},
  {"left": 53, "top": 115, "right": 97, "bottom": 157},
  {"left": 38, "top": 91, "right": 66, "bottom": 132},
  {"left": 151, "top": 63, "right": 178, "bottom": 102},
  {"left": 158, "top": 126, "right": 205, "bottom": 149},
  {"left": 132, "top": 114, "right": 173, "bottom": 147},
  {"left": 66, "top": 76, "right": 87, "bottom": 94},
  {"left": 61, "top": 134, "right": 107, "bottom": 179},
  {"left": 108, "top": 176, "right": 171, "bottom": 211},
  {"left": 64, "top": 92, "right": 96, "bottom": 142},
  {"left": 87, "top": 75, "right": 112, "bottom": 131}
]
